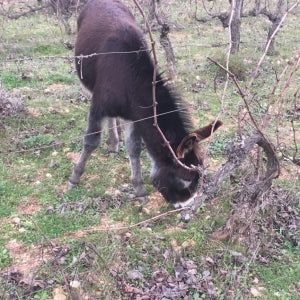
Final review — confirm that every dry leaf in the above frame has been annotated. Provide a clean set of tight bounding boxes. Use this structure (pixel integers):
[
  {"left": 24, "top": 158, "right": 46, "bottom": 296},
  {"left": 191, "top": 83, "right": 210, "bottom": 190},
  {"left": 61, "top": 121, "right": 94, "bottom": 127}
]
[{"left": 52, "top": 286, "right": 67, "bottom": 300}]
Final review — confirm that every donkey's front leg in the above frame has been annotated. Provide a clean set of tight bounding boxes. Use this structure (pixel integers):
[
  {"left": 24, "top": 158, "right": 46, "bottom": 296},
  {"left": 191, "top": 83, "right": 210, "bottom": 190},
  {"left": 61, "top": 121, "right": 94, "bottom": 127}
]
[
  {"left": 69, "top": 112, "right": 103, "bottom": 189},
  {"left": 124, "top": 124, "right": 147, "bottom": 203}
]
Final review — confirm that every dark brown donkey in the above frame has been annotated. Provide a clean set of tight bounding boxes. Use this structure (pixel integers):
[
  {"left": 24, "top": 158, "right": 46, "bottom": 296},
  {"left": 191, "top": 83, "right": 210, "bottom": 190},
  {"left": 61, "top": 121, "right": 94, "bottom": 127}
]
[{"left": 69, "top": 0, "right": 222, "bottom": 207}]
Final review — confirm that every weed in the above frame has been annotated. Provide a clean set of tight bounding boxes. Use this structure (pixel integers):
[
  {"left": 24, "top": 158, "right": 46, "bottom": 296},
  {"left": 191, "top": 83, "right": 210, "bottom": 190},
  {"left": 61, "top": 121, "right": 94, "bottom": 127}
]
[
  {"left": 209, "top": 136, "right": 230, "bottom": 156},
  {"left": 0, "top": 246, "right": 12, "bottom": 268},
  {"left": 33, "top": 290, "right": 50, "bottom": 300},
  {"left": 22, "top": 134, "right": 55, "bottom": 149},
  {"left": 208, "top": 51, "right": 249, "bottom": 81}
]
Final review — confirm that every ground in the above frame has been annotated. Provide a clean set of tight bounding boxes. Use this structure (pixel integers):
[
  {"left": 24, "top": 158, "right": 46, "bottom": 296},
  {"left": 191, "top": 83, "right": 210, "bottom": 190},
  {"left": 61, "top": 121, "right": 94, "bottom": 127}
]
[{"left": 0, "top": 0, "right": 299, "bottom": 299}]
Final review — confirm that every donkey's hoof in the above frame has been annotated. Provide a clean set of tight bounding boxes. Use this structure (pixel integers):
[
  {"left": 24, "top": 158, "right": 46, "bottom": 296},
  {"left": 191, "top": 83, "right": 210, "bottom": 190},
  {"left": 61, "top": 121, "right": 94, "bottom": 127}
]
[
  {"left": 136, "top": 196, "right": 148, "bottom": 205},
  {"left": 68, "top": 182, "right": 78, "bottom": 190}
]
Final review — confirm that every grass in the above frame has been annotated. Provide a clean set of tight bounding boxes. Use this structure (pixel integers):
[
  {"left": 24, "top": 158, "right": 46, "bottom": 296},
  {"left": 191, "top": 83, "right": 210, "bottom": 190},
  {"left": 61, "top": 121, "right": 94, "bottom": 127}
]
[
  {"left": 0, "top": 0, "right": 299, "bottom": 299},
  {"left": 255, "top": 258, "right": 300, "bottom": 299}
]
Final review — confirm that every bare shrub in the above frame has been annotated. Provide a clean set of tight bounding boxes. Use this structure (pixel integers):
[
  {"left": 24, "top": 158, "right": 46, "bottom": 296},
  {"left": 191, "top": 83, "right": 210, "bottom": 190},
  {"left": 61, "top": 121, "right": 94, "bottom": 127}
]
[{"left": 0, "top": 87, "right": 27, "bottom": 118}]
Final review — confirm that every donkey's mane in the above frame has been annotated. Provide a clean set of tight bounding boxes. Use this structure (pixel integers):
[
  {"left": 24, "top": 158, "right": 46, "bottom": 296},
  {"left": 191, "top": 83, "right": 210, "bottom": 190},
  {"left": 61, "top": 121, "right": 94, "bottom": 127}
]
[{"left": 155, "top": 73, "right": 194, "bottom": 146}]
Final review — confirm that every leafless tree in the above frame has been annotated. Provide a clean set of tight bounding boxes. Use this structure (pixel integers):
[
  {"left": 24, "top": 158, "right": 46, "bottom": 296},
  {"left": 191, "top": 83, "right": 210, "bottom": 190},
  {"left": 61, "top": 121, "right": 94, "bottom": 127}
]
[
  {"left": 230, "top": 0, "right": 243, "bottom": 53},
  {"left": 0, "top": 0, "right": 87, "bottom": 34},
  {"left": 152, "top": 0, "right": 177, "bottom": 77}
]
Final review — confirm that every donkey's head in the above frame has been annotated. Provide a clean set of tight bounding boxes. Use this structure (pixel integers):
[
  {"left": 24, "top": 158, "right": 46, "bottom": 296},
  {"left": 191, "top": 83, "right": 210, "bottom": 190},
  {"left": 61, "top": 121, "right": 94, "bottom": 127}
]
[{"left": 151, "top": 120, "right": 222, "bottom": 207}]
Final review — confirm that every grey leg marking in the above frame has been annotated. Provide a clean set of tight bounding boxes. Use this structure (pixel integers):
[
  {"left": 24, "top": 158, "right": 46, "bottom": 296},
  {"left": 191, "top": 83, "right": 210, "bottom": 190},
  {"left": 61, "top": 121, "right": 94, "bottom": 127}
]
[
  {"left": 69, "top": 112, "right": 103, "bottom": 189},
  {"left": 107, "top": 118, "right": 119, "bottom": 154},
  {"left": 124, "top": 123, "right": 147, "bottom": 202}
]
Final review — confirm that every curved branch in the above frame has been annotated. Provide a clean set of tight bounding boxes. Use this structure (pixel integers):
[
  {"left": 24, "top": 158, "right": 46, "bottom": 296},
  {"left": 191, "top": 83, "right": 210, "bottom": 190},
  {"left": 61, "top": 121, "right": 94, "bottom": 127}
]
[
  {"left": 183, "top": 134, "right": 280, "bottom": 217},
  {"left": 0, "top": 3, "right": 51, "bottom": 19}
]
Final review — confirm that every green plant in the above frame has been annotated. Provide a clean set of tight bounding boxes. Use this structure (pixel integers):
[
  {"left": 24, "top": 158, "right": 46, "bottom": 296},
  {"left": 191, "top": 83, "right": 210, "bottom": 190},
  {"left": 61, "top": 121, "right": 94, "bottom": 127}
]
[
  {"left": 0, "top": 246, "right": 12, "bottom": 268},
  {"left": 33, "top": 290, "right": 50, "bottom": 300},
  {"left": 209, "top": 52, "right": 249, "bottom": 81},
  {"left": 22, "top": 134, "right": 55, "bottom": 149}
]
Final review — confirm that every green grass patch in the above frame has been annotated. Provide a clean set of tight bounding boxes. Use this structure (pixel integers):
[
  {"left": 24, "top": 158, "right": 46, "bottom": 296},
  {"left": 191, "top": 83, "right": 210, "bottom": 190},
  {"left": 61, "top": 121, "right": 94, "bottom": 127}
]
[
  {"left": 30, "top": 43, "right": 67, "bottom": 57},
  {"left": 0, "top": 73, "right": 37, "bottom": 90},
  {"left": 17, "top": 209, "right": 101, "bottom": 243},
  {"left": 0, "top": 165, "right": 34, "bottom": 217},
  {"left": 22, "top": 134, "right": 56, "bottom": 149},
  {"left": 255, "top": 258, "right": 300, "bottom": 299},
  {"left": 0, "top": 245, "right": 12, "bottom": 269}
]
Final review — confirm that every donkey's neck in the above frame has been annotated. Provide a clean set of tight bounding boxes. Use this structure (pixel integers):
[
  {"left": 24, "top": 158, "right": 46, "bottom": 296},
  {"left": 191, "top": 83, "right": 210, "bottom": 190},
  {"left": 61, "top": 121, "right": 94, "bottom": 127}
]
[{"left": 137, "top": 106, "right": 190, "bottom": 166}]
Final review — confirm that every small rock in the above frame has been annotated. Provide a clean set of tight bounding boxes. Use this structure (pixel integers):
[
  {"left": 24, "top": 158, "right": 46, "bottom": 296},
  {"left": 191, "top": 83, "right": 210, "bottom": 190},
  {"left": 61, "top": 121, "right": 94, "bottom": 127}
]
[
  {"left": 12, "top": 217, "right": 21, "bottom": 225},
  {"left": 154, "top": 235, "right": 166, "bottom": 241},
  {"left": 46, "top": 205, "right": 55, "bottom": 214},
  {"left": 126, "top": 269, "right": 144, "bottom": 280},
  {"left": 202, "top": 270, "right": 210, "bottom": 279},
  {"left": 151, "top": 246, "right": 160, "bottom": 253},
  {"left": 229, "top": 250, "right": 247, "bottom": 264},
  {"left": 49, "top": 159, "right": 58, "bottom": 168},
  {"left": 181, "top": 210, "right": 191, "bottom": 223}
]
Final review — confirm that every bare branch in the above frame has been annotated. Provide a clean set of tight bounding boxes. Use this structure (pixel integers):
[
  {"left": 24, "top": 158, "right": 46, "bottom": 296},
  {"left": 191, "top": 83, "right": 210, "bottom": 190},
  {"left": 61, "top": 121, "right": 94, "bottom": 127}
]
[
  {"left": 0, "top": 3, "right": 51, "bottom": 19},
  {"left": 247, "top": 1, "right": 300, "bottom": 89},
  {"left": 190, "top": 134, "right": 280, "bottom": 213}
]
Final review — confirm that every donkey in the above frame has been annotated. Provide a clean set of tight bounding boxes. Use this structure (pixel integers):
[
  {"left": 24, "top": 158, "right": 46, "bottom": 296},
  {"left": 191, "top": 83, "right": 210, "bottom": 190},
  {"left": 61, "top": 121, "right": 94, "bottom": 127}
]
[{"left": 69, "top": 0, "right": 222, "bottom": 207}]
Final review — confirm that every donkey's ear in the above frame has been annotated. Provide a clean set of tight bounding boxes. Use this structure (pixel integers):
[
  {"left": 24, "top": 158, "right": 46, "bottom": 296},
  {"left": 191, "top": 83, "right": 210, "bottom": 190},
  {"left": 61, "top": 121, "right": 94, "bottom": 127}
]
[
  {"left": 176, "top": 133, "right": 198, "bottom": 159},
  {"left": 193, "top": 120, "right": 223, "bottom": 141},
  {"left": 176, "top": 120, "right": 222, "bottom": 159}
]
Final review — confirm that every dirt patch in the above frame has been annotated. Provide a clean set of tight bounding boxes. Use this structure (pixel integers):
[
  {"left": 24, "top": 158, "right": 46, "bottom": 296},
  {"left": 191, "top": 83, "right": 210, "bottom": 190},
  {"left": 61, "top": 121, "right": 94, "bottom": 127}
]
[
  {"left": 144, "top": 191, "right": 168, "bottom": 214},
  {"left": 66, "top": 151, "right": 80, "bottom": 163},
  {"left": 44, "top": 83, "right": 69, "bottom": 94},
  {"left": 17, "top": 198, "right": 42, "bottom": 215},
  {"left": 33, "top": 167, "right": 49, "bottom": 183},
  {"left": 17, "top": 203, "right": 42, "bottom": 215},
  {"left": 27, "top": 107, "right": 40, "bottom": 116},
  {"left": 4, "top": 240, "right": 51, "bottom": 276}
]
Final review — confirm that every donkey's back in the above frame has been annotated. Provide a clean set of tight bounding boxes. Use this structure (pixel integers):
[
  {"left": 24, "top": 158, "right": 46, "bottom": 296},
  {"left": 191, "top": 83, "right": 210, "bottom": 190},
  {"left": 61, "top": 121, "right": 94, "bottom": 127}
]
[{"left": 75, "top": 0, "right": 151, "bottom": 119}]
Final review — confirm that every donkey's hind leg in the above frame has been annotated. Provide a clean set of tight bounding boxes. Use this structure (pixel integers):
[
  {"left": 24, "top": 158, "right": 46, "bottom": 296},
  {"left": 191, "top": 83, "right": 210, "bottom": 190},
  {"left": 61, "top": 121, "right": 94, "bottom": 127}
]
[
  {"left": 69, "top": 111, "right": 103, "bottom": 189},
  {"left": 107, "top": 118, "right": 120, "bottom": 155},
  {"left": 124, "top": 123, "right": 147, "bottom": 203}
]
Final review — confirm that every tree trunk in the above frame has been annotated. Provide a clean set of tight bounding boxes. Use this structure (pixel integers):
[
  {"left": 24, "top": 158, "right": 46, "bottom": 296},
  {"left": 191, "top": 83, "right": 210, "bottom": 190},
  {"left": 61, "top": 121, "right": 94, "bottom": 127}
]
[
  {"left": 230, "top": 0, "right": 244, "bottom": 54},
  {"left": 152, "top": 0, "right": 177, "bottom": 78},
  {"left": 266, "top": 0, "right": 284, "bottom": 55}
]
